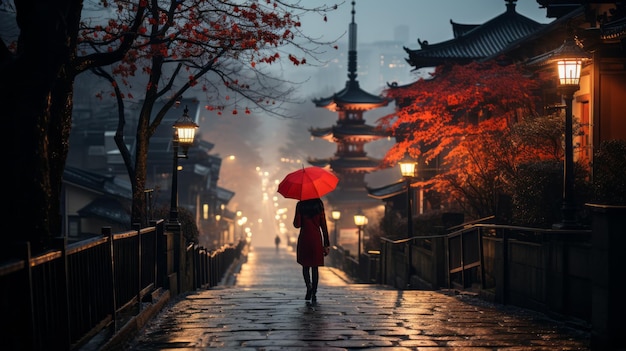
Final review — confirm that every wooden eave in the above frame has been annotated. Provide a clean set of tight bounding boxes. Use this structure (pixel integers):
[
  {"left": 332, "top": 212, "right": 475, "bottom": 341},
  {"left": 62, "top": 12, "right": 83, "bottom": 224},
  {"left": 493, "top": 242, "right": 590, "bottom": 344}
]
[
  {"left": 367, "top": 180, "right": 407, "bottom": 200},
  {"left": 329, "top": 157, "right": 383, "bottom": 172},
  {"left": 404, "top": 3, "right": 546, "bottom": 70},
  {"left": 312, "top": 80, "right": 391, "bottom": 112}
]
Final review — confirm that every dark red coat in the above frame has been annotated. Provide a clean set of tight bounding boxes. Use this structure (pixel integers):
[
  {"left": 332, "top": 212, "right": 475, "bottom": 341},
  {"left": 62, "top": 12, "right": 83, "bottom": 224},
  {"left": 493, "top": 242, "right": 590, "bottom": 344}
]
[{"left": 293, "top": 200, "right": 330, "bottom": 267}]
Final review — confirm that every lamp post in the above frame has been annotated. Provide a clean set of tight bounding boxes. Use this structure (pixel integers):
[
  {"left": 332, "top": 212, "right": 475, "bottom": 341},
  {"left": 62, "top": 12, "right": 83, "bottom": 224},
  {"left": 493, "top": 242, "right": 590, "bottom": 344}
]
[
  {"left": 550, "top": 38, "right": 588, "bottom": 229},
  {"left": 236, "top": 211, "right": 242, "bottom": 239},
  {"left": 168, "top": 106, "right": 199, "bottom": 227},
  {"left": 215, "top": 214, "right": 222, "bottom": 247},
  {"left": 399, "top": 152, "right": 417, "bottom": 288},
  {"left": 331, "top": 210, "right": 341, "bottom": 246},
  {"left": 353, "top": 209, "right": 366, "bottom": 260},
  {"left": 237, "top": 216, "right": 247, "bottom": 240},
  {"left": 399, "top": 152, "right": 418, "bottom": 238}
]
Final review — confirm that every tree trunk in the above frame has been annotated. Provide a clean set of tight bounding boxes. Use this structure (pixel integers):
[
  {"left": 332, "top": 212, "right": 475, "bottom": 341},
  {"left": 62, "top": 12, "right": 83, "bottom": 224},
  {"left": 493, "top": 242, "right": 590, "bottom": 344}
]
[{"left": 1, "top": 0, "right": 81, "bottom": 256}]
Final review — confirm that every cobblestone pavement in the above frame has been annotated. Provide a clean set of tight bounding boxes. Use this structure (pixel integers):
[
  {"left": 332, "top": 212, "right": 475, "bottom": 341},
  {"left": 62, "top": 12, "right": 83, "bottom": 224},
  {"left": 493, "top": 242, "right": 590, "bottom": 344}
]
[{"left": 125, "top": 245, "right": 590, "bottom": 350}]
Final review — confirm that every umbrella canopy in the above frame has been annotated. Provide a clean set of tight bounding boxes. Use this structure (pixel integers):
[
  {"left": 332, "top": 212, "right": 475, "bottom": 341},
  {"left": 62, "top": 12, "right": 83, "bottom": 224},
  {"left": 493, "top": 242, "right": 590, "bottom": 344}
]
[{"left": 277, "top": 166, "right": 339, "bottom": 200}]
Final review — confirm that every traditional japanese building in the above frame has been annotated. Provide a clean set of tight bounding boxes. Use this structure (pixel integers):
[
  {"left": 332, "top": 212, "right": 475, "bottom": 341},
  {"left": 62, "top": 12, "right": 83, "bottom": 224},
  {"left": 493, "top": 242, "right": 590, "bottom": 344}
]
[
  {"left": 368, "top": 0, "right": 547, "bottom": 222},
  {"left": 404, "top": 0, "right": 546, "bottom": 70},
  {"left": 309, "top": 1, "right": 391, "bottom": 247},
  {"left": 369, "top": 0, "right": 626, "bottom": 225}
]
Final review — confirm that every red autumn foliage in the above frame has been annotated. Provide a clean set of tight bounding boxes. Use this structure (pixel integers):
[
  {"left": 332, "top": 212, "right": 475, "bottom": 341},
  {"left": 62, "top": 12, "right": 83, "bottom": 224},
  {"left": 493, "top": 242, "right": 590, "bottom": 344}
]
[{"left": 378, "top": 61, "right": 557, "bottom": 218}]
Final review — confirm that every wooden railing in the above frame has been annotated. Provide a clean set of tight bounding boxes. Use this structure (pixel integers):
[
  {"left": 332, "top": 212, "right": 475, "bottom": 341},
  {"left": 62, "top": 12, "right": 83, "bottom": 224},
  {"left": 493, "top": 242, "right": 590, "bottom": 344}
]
[
  {"left": 0, "top": 220, "right": 245, "bottom": 350},
  {"left": 330, "top": 219, "right": 593, "bottom": 323},
  {"left": 322, "top": 206, "right": 626, "bottom": 349},
  {"left": 377, "top": 223, "right": 593, "bottom": 322},
  {"left": 187, "top": 240, "right": 245, "bottom": 289}
]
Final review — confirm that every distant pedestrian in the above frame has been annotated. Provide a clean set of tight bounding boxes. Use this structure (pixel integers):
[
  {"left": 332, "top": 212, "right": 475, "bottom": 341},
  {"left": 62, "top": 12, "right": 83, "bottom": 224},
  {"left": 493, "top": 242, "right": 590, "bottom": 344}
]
[
  {"left": 274, "top": 234, "right": 281, "bottom": 252},
  {"left": 292, "top": 198, "right": 330, "bottom": 303}
]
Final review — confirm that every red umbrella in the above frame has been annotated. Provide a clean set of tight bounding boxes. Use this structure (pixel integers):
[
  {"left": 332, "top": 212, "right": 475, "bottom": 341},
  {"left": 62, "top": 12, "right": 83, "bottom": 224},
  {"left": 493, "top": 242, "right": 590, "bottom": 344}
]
[{"left": 277, "top": 166, "right": 339, "bottom": 200}]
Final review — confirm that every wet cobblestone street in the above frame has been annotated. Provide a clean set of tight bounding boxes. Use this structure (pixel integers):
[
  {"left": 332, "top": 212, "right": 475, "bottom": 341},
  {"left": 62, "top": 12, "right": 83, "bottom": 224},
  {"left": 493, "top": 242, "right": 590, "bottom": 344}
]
[{"left": 125, "top": 246, "right": 590, "bottom": 350}]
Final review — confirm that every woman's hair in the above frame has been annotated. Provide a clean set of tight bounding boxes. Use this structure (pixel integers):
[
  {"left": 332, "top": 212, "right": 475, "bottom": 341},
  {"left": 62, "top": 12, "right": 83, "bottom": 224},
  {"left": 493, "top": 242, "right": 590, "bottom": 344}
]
[{"left": 297, "top": 198, "right": 324, "bottom": 217}]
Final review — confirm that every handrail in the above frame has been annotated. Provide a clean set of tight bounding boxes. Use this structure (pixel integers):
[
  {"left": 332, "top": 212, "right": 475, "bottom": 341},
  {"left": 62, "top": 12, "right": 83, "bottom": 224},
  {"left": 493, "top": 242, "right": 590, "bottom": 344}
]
[
  {"left": 377, "top": 220, "right": 593, "bottom": 323},
  {"left": 381, "top": 233, "right": 449, "bottom": 245},
  {"left": 447, "top": 215, "right": 495, "bottom": 231},
  {"left": 0, "top": 221, "right": 246, "bottom": 350},
  {"left": 379, "top": 223, "right": 593, "bottom": 246},
  {"left": 447, "top": 223, "right": 591, "bottom": 236}
]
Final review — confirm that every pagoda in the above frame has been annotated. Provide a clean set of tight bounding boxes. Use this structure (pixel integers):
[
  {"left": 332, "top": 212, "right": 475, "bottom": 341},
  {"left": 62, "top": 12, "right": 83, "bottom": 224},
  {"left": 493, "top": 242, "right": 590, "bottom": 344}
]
[{"left": 309, "top": 1, "right": 391, "bottom": 221}]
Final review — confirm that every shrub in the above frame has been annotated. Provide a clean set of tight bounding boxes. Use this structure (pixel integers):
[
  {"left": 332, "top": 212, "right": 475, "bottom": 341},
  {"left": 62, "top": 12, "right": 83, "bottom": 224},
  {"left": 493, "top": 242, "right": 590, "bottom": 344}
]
[
  {"left": 592, "top": 139, "right": 626, "bottom": 205},
  {"left": 153, "top": 206, "right": 199, "bottom": 243},
  {"left": 511, "top": 161, "right": 563, "bottom": 227}
]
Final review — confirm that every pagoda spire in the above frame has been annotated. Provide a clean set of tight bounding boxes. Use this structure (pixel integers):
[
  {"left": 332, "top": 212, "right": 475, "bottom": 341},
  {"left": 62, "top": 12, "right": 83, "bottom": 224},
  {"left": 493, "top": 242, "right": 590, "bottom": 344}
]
[
  {"left": 347, "top": 1, "right": 357, "bottom": 83},
  {"left": 309, "top": 0, "right": 391, "bottom": 218},
  {"left": 312, "top": 0, "right": 389, "bottom": 111}
]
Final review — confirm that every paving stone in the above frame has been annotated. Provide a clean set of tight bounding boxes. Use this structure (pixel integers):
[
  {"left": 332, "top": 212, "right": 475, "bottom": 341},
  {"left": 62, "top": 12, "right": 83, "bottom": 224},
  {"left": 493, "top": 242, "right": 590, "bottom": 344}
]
[{"left": 125, "top": 246, "right": 590, "bottom": 350}]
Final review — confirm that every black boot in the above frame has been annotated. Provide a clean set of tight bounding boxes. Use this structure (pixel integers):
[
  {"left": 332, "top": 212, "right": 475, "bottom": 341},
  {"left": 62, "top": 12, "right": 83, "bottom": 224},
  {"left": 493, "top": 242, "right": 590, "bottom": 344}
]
[
  {"left": 303, "top": 267, "right": 312, "bottom": 300},
  {"left": 311, "top": 267, "right": 319, "bottom": 303}
]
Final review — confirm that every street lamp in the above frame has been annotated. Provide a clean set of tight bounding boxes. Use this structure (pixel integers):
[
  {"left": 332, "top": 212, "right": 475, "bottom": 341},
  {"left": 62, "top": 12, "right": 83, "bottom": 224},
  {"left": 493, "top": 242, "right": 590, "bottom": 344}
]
[
  {"left": 399, "top": 152, "right": 417, "bottom": 288},
  {"left": 550, "top": 38, "right": 589, "bottom": 228},
  {"left": 168, "top": 106, "right": 199, "bottom": 226},
  {"left": 353, "top": 209, "right": 366, "bottom": 260},
  {"left": 213, "top": 214, "right": 222, "bottom": 247},
  {"left": 331, "top": 210, "right": 341, "bottom": 246},
  {"left": 399, "top": 152, "right": 417, "bottom": 238},
  {"left": 237, "top": 216, "right": 247, "bottom": 240}
]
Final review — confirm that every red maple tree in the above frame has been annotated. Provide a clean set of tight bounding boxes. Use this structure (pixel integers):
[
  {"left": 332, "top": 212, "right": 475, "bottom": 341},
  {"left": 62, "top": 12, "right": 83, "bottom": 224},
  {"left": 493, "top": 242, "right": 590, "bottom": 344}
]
[{"left": 378, "top": 61, "right": 559, "bottom": 218}]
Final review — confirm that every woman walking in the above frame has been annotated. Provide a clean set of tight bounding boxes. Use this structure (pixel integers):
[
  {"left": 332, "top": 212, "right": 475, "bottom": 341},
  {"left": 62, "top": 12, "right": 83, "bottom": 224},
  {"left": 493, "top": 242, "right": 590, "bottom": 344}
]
[{"left": 293, "top": 198, "right": 330, "bottom": 303}]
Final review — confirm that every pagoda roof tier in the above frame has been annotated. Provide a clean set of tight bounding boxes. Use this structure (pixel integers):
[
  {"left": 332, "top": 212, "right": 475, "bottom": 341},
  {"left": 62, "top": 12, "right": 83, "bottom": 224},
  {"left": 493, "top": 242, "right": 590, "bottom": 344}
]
[
  {"left": 308, "top": 158, "right": 331, "bottom": 168},
  {"left": 367, "top": 180, "right": 408, "bottom": 200},
  {"left": 308, "top": 127, "right": 334, "bottom": 142},
  {"left": 309, "top": 157, "right": 382, "bottom": 173},
  {"left": 326, "top": 188, "right": 381, "bottom": 206},
  {"left": 309, "top": 124, "right": 390, "bottom": 142},
  {"left": 404, "top": 0, "right": 546, "bottom": 70},
  {"left": 312, "top": 80, "right": 391, "bottom": 112}
]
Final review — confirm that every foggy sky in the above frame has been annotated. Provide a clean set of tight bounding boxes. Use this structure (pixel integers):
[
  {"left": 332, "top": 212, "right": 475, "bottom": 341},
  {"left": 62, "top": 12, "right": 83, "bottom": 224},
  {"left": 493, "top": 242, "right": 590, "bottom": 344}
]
[
  {"left": 298, "top": 0, "right": 550, "bottom": 45},
  {"left": 202, "top": 0, "right": 554, "bottom": 247},
  {"left": 255, "top": 0, "right": 552, "bottom": 180}
]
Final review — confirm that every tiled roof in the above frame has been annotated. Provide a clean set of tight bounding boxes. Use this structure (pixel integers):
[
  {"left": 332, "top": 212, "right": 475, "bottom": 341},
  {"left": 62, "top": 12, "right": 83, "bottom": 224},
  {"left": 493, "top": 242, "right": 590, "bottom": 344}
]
[
  {"left": 600, "top": 10, "right": 626, "bottom": 40},
  {"left": 405, "top": 2, "right": 546, "bottom": 69},
  {"left": 325, "top": 188, "right": 381, "bottom": 206},
  {"left": 220, "top": 209, "right": 236, "bottom": 221},
  {"left": 77, "top": 198, "right": 131, "bottom": 225},
  {"left": 451, "top": 22, "right": 480, "bottom": 38},
  {"left": 312, "top": 80, "right": 391, "bottom": 111},
  {"left": 309, "top": 124, "right": 389, "bottom": 141},
  {"left": 329, "top": 157, "right": 382, "bottom": 170},
  {"left": 216, "top": 187, "right": 235, "bottom": 202},
  {"left": 64, "top": 166, "right": 132, "bottom": 199},
  {"left": 307, "top": 158, "right": 331, "bottom": 168},
  {"left": 64, "top": 166, "right": 132, "bottom": 224},
  {"left": 307, "top": 157, "right": 382, "bottom": 172},
  {"left": 309, "top": 127, "right": 333, "bottom": 139},
  {"left": 367, "top": 180, "right": 407, "bottom": 200},
  {"left": 0, "top": 12, "right": 18, "bottom": 44}
]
